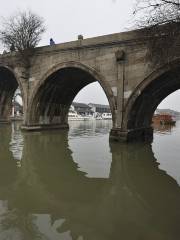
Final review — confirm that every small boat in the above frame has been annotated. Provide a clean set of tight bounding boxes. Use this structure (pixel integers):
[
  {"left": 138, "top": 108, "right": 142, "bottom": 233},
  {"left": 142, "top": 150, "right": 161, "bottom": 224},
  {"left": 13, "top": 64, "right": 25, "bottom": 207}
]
[
  {"left": 101, "top": 113, "right": 112, "bottom": 120},
  {"left": 95, "top": 116, "right": 103, "bottom": 120},
  {"left": 152, "top": 114, "right": 176, "bottom": 125},
  {"left": 68, "top": 112, "right": 85, "bottom": 121}
]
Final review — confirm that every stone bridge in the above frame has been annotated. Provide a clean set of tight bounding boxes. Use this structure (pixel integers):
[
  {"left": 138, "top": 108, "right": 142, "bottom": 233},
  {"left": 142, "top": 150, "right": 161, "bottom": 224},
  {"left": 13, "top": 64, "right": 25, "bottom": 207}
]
[{"left": 0, "top": 28, "right": 179, "bottom": 141}]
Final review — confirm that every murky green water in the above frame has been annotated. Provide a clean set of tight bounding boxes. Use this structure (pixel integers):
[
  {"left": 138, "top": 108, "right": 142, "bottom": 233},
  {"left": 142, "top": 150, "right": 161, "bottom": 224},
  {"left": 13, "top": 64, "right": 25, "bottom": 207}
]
[{"left": 0, "top": 120, "right": 180, "bottom": 240}]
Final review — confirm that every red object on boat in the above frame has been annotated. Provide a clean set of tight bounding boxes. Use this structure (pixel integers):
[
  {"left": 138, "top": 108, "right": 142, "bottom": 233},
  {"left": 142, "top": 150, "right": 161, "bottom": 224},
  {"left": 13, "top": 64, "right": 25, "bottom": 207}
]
[{"left": 152, "top": 114, "right": 176, "bottom": 125}]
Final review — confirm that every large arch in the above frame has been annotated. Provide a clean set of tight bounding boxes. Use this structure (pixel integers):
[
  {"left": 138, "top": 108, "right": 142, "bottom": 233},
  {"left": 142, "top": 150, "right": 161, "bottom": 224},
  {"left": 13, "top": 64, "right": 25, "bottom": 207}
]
[
  {"left": 26, "top": 61, "right": 115, "bottom": 128},
  {"left": 123, "top": 59, "right": 180, "bottom": 141},
  {"left": 0, "top": 65, "right": 24, "bottom": 123}
]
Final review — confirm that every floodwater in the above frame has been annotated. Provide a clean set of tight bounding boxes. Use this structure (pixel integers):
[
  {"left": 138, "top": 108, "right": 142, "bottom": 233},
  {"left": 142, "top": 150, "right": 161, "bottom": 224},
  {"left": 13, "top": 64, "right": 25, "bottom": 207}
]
[{"left": 0, "top": 120, "right": 180, "bottom": 240}]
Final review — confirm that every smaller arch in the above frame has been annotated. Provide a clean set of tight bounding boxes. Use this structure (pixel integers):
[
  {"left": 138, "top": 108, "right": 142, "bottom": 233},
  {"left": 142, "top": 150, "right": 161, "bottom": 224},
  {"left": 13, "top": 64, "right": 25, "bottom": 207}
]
[
  {"left": 124, "top": 58, "right": 180, "bottom": 129},
  {"left": 121, "top": 58, "right": 180, "bottom": 141},
  {"left": 27, "top": 61, "right": 116, "bottom": 127},
  {"left": 0, "top": 65, "right": 25, "bottom": 99},
  {"left": 0, "top": 65, "right": 24, "bottom": 122}
]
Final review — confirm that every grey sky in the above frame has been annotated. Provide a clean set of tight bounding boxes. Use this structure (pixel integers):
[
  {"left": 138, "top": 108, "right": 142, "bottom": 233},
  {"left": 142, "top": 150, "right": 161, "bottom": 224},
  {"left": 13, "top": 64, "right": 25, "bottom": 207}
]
[{"left": 0, "top": 0, "right": 179, "bottom": 110}]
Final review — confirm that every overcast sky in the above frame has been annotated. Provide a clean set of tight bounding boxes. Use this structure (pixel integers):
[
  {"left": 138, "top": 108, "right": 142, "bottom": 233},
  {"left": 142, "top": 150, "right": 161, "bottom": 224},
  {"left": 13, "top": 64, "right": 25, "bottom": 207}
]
[{"left": 0, "top": 0, "right": 179, "bottom": 111}]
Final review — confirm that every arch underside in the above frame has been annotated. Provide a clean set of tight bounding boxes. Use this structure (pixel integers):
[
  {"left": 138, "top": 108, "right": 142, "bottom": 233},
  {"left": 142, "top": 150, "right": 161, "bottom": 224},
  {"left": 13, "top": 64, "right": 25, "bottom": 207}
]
[
  {"left": 0, "top": 67, "right": 18, "bottom": 122},
  {"left": 29, "top": 67, "right": 105, "bottom": 126},
  {"left": 127, "top": 69, "right": 180, "bottom": 132}
]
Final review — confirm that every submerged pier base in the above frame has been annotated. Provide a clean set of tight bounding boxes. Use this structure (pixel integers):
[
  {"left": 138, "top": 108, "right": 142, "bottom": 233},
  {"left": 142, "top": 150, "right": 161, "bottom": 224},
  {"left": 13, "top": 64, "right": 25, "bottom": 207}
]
[{"left": 110, "top": 127, "right": 153, "bottom": 142}]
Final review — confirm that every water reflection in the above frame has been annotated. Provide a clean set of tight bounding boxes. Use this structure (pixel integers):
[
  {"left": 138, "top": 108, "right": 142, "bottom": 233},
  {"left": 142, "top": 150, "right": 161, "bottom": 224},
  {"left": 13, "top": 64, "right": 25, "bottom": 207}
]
[
  {"left": 68, "top": 120, "right": 112, "bottom": 138},
  {"left": 153, "top": 121, "right": 180, "bottom": 185},
  {"left": 0, "top": 125, "right": 17, "bottom": 189},
  {"left": 153, "top": 123, "right": 175, "bottom": 134},
  {"left": 9, "top": 123, "right": 23, "bottom": 167},
  {"left": 0, "top": 123, "right": 179, "bottom": 239},
  {"left": 69, "top": 120, "right": 112, "bottom": 178}
]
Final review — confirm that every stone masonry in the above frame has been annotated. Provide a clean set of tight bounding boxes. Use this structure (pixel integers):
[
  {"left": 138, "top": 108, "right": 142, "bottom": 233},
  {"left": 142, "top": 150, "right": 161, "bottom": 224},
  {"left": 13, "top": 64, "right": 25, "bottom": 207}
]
[{"left": 0, "top": 27, "right": 180, "bottom": 142}]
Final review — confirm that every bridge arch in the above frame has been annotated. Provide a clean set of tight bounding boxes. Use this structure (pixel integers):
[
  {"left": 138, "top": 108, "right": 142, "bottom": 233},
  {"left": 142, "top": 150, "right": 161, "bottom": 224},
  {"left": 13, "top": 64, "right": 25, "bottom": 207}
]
[
  {"left": 0, "top": 65, "right": 24, "bottom": 122},
  {"left": 27, "top": 61, "right": 115, "bottom": 127},
  {"left": 123, "top": 59, "right": 180, "bottom": 141}
]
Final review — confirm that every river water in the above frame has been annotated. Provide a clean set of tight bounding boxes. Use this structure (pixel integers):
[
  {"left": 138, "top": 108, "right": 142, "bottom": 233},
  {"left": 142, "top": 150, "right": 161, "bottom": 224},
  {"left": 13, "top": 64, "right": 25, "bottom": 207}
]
[{"left": 0, "top": 120, "right": 180, "bottom": 240}]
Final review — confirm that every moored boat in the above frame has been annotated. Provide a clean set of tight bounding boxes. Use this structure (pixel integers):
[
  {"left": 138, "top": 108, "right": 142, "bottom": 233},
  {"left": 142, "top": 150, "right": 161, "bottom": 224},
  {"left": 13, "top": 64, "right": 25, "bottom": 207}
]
[
  {"left": 152, "top": 114, "right": 176, "bottom": 125},
  {"left": 68, "top": 112, "right": 85, "bottom": 121},
  {"left": 101, "top": 113, "right": 112, "bottom": 120}
]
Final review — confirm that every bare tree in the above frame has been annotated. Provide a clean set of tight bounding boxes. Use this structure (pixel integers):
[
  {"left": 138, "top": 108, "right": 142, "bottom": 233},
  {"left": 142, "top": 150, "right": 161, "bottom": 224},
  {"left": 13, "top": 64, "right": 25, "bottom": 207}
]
[
  {"left": 0, "top": 10, "right": 46, "bottom": 65},
  {"left": 133, "top": 0, "right": 180, "bottom": 64},
  {"left": 134, "top": 0, "right": 180, "bottom": 27},
  {"left": 0, "top": 10, "right": 45, "bottom": 51}
]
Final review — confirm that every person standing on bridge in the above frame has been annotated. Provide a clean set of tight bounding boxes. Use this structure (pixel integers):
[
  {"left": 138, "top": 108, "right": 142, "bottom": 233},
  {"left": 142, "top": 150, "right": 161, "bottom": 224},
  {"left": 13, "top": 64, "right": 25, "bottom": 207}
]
[{"left": 50, "top": 38, "right": 55, "bottom": 45}]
